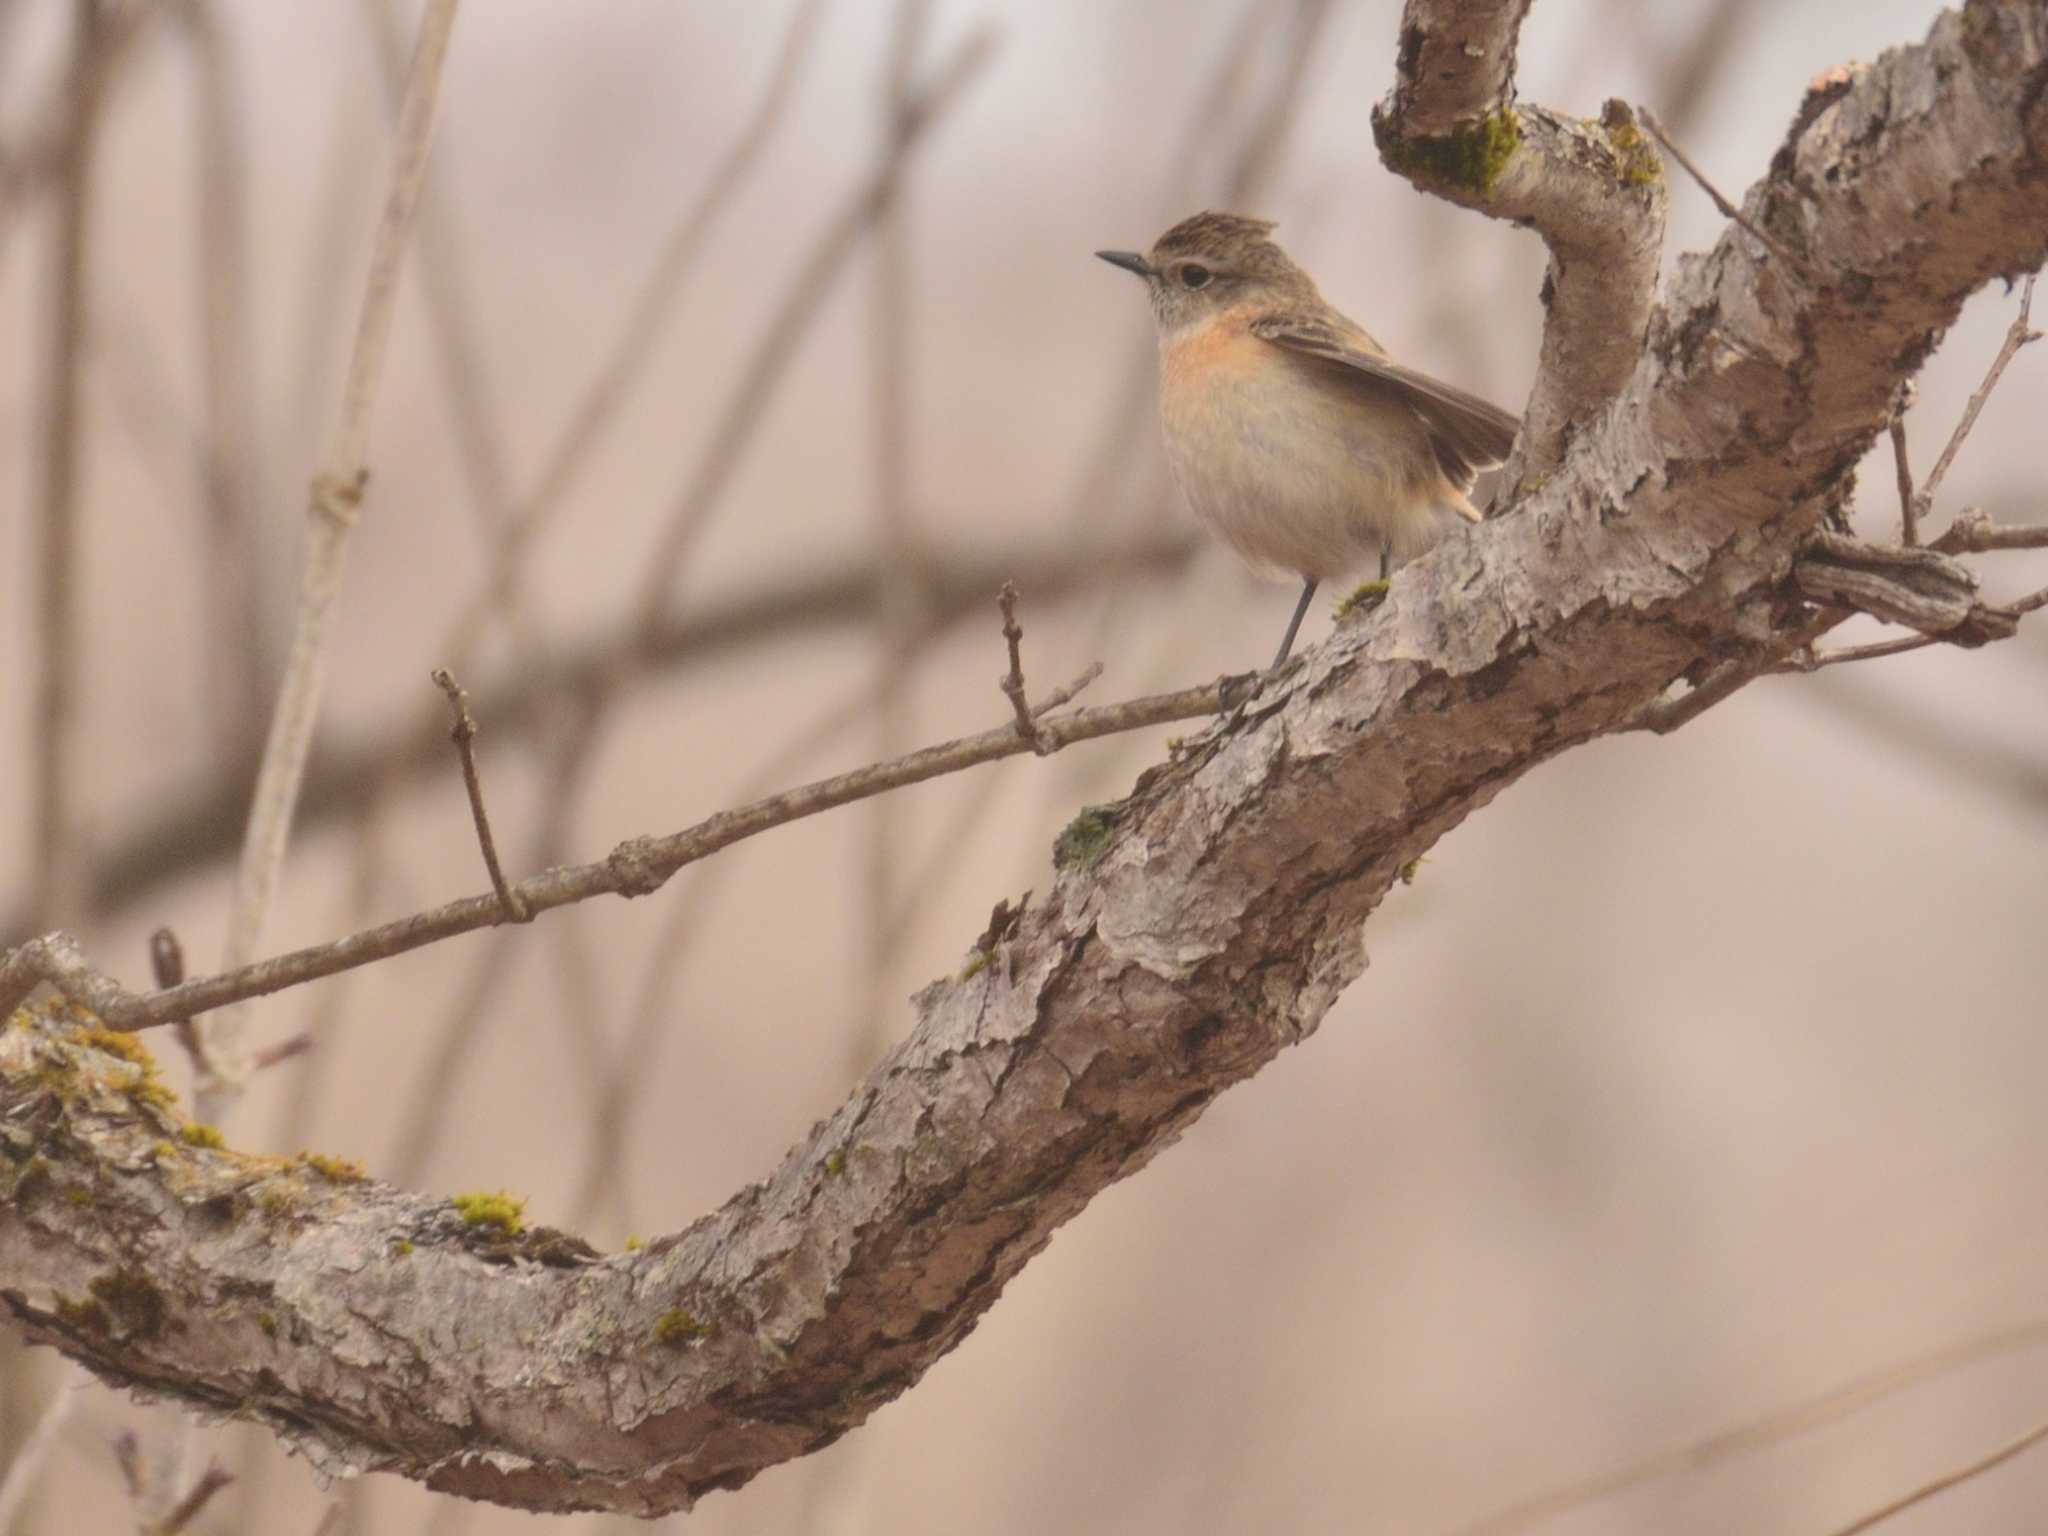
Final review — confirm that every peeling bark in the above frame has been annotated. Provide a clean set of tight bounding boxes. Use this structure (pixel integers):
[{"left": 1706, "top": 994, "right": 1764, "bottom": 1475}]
[{"left": 4, "top": 1, "right": 2047, "bottom": 1518}]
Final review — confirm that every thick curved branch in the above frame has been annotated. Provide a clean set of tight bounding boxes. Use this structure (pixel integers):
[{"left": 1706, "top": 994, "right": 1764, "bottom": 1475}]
[
  {"left": 1374, "top": 0, "right": 1666, "bottom": 483},
  {"left": 4, "top": 2, "right": 2047, "bottom": 1518}
]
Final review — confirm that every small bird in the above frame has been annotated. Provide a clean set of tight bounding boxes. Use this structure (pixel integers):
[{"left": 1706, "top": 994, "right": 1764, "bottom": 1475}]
[{"left": 1098, "top": 212, "right": 1519, "bottom": 668}]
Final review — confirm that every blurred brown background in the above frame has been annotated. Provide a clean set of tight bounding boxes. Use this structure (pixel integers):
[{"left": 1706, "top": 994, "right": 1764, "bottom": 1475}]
[{"left": 3, "top": 1, "right": 2046, "bottom": 1531}]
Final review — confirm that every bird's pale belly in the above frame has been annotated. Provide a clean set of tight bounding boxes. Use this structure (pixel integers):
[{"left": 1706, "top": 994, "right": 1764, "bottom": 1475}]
[{"left": 1160, "top": 358, "right": 1470, "bottom": 581}]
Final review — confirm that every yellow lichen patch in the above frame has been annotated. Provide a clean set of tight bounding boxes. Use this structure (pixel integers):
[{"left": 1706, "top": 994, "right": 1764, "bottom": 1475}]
[
  {"left": 74, "top": 1027, "right": 154, "bottom": 1071},
  {"left": 1334, "top": 579, "right": 1389, "bottom": 621},
  {"left": 67, "top": 1024, "right": 179, "bottom": 1112},
  {"left": 180, "top": 1122, "right": 226, "bottom": 1150},
  {"left": 652, "top": 1308, "right": 710, "bottom": 1347},
  {"left": 450, "top": 1191, "right": 526, "bottom": 1236},
  {"left": 1600, "top": 101, "right": 1661, "bottom": 189},
  {"left": 298, "top": 1152, "right": 367, "bottom": 1184}
]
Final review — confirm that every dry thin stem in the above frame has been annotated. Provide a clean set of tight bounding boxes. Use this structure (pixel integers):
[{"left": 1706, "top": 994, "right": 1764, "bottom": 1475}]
[
  {"left": 1647, "top": 0, "right": 1762, "bottom": 133},
  {"left": 177, "top": 0, "right": 268, "bottom": 752},
  {"left": 852, "top": 0, "right": 935, "bottom": 1079},
  {"left": 1889, "top": 393, "right": 1917, "bottom": 545},
  {"left": 56, "top": 530, "right": 1196, "bottom": 922},
  {"left": 490, "top": 16, "right": 996, "bottom": 955},
  {"left": 209, "top": 0, "right": 461, "bottom": 1108},
  {"left": 112, "top": 1430, "right": 143, "bottom": 1499},
  {"left": 0, "top": 672, "right": 1244, "bottom": 1035},
  {"left": 430, "top": 668, "right": 526, "bottom": 921},
  {"left": 1630, "top": 612, "right": 1831, "bottom": 735},
  {"left": 996, "top": 582, "right": 1045, "bottom": 751},
  {"left": 30, "top": 0, "right": 106, "bottom": 930},
  {"left": 1786, "top": 632, "right": 1945, "bottom": 673},
  {"left": 250, "top": 1034, "right": 313, "bottom": 1070},
  {"left": 149, "top": 927, "right": 201, "bottom": 1067},
  {"left": 1930, "top": 508, "right": 2048, "bottom": 553},
  {"left": 1823, "top": 1417, "right": 2048, "bottom": 1536},
  {"left": 437, "top": 0, "right": 830, "bottom": 669},
  {"left": 1454, "top": 1317, "right": 2048, "bottom": 1535},
  {"left": 1773, "top": 579, "right": 2046, "bottom": 673},
  {"left": 1639, "top": 107, "right": 1819, "bottom": 283},
  {"left": 571, "top": 650, "right": 1102, "bottom": 1226},
  {"left": 156, "top": 1464, "right": 233, "bottom": 1535},
  {"left": 1032, "top": 662, "right": 1104, "bottom": 715},
  {"left": 629, "top": 24, "right": 996, "bottom": 626},
  {"left": 0, "top": 1373, "right": 81, "bottom": 1534},
  {"left": 1914, "top": 273, "right": 2039, "bottom": 523},
  {"left": 385, "top": 714, "right": 598, "bottom": 1182}
]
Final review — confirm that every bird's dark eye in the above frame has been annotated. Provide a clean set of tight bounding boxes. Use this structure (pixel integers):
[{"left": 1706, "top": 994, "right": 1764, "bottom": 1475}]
[{"left": 1179, "top": 264, "right": 1212, "bottom": 290}]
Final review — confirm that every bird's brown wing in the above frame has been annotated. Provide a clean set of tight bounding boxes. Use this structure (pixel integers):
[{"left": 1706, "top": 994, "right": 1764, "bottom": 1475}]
[{"left": 1250, "top": 313, "right": 1520, "bottom": 492}]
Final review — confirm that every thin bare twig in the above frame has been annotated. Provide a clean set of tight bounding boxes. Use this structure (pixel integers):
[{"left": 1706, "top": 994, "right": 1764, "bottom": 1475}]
[
  {"left": 996, "top": 582, "right": 1045, "bottom": 751},
  {"left": 1786, "top": 632, "right": 1943, "bottom": 672},
  {"left": 250, "top": 1034, "right": 313, "bottom": 1070},
  {"left": 1032, "top": 662, "right": 1104, "bottom": 715},
  {"left": 0, "top": 1373, "right": 82, "bottom": 1533},
  {"left": 1930, "top": 508, "right": 2048, "bottom": 554},
  {"left": 112, "top": 1430, "right": 143, "bottom": 1500},
  {"left": 31, "top": 0, "right": 107, "bottom": 930},
  {"left": 1915, "top": 273, "right": 2040, "bottom": 523},
  {"left": 569, "top": 684, "right": 881, "bottom": 1232},
  {"left": 1639, "top": 107, "right": 1819, "bottom": 283},
  {"left": 1, "top": 675, "right": 1246, "bottom": 1034},
  {"left": 484, "top": 17, "right": 999, "bottom": 1039},
  {"left": 1454, "top": 1316, "right": 2048, "bottom": 1536},
  {"left": 430, "top": 668, "right": 526, "bottom": 921},
  {"left": 437, "top": 0, "right": 831, "bottom": 670},
  {"left": 208, "top": 0, "right": 461, "bottom": 1110},
  {"left": 68, "top": 530, "right": 1197, "bottom": 924},
  {"left": 150, "top": 927, "right": 200, "bottom": 1065},
  {"left": 629, "top": 23, "right": 998, "bottom": 626},
  {"left": 1824, "top": 1417, "right": 2048, "bottom": 1536},
  {"left": 1630, "top": 611, "right": 1833, "bottom": 734},
  {"left": 386, "top": 707, "right": 599, "bottom": 1181},
  {"left": 1779, "top": 579, "right": 2044, "bottom": 673},
  {"left": 1647, "top": 0, "right": 1763, "bottom": 133},
  {"left": 156, "top": 1464, "right": 233, "bottom": 1535},
  {"left": 849, "top": 0, "right": 936, "bottom": 1083},
  {"left": 1888, "top": 388, "right": 1917, "bottom": 544},
  {"left": 177, "top": 0, "right": 268, "bottom": 753}
]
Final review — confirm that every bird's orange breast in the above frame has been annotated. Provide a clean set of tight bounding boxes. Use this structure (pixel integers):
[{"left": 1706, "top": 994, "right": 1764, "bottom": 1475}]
[{"left": 1159, "top": 307, "right": 1266, "bottom": 392}]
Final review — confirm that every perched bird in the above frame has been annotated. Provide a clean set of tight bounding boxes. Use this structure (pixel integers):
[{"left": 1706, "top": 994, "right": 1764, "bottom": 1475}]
[{"left": 1097, "top": 212, "right": 1519, "bottom": 668}]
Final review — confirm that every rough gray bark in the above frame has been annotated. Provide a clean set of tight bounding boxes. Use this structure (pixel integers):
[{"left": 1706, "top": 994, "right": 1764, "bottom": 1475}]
[
  {"left": 1375, "top": 0, "right": 1667, "bottom": 482},
  {"left": 3, "top": 0, "right": 2047, "bottom": 1518}
]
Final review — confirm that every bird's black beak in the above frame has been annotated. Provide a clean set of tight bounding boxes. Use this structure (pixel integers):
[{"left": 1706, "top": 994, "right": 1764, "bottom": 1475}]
[{"left": 1095, "top": 249, "right": 1153, "bottom": 279}]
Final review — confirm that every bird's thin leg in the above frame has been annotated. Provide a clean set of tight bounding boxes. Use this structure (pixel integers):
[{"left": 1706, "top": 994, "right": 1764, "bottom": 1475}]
[
  {"left": 1271, "top": 578, "right": 1318, "bottom": 670},
  {"left": 1378, "top": 542, "right": 1391, "bottom": 582}
]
